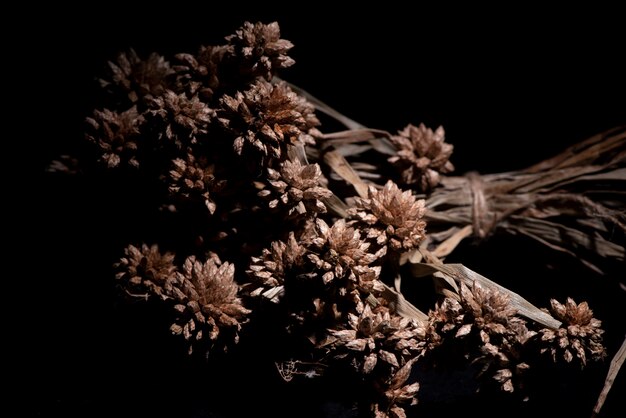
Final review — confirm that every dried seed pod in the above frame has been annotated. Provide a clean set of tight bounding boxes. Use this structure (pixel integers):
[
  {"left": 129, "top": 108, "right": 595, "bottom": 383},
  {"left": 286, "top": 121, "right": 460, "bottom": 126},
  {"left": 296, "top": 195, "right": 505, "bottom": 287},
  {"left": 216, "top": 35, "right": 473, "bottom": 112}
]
[
  {"left": 225, "top": 21, "right": 295, "bottom": 80},
  {"left": 85, "top": 107, "right": 144, "bottom": 168},
  {"left": 170, "top": 45, "right": 227, "bottom": 100},
  {"left": 115, "top": 244, "right": 179, "bottom": 300},
  {"left": 170, "top": 254, "right": 251, "bottom": 354},
  {"left": 388, "top": 123, "right": 454, "bottom": 192},
  {"left": 539, "top": 298, "right": 605, "bottom": 366},
  {"left": 147, "top": 90, "right": 214, "bottom": 148},
  {"left": 350, "top": 181, "right": 427, "bottom": 252},
  {"left": 218, "top": 80, "right": 319, "bottom": 165},
  {"left": 259, "top": 159, "right": 332, "bottom": 218},
  {"left": 168, "top": 153, "right": 225, "bottom": 213},
  {"left": 100, "top": 49, "right": 173, "bottom": 105}
]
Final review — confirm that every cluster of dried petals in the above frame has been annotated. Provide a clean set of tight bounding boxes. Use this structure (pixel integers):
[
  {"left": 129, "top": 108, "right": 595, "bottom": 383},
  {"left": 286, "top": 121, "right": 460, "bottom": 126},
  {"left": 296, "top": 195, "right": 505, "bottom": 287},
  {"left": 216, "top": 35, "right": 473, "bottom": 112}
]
[
  {"left": 171, "top": 45, "right": 227, "bottom": 100},
  {"left": 114, "top": 244, "right": 178, "bottom": 299},
  {"left": 350, "top": 181, "right": 427, "bottom": 252},
  {"left": 539, "top": 298, "right": 605, "bottom": 365},
  {"left": 305, "top": 219, "right": 382, "bottom": 291},
  {"left": 458, "top": 281, "right": 517, "bottom": 334},
  {"left": 245, "top": 232, "right": 306, "bottom": 298},
  {"left": 170, "top": 254, "right": 250, "bottom": 354},
  {"left": 372, "top": 357, "right": 420, "bottom": 418},
  {"left": 429, "top": 282, "right": 535, "bottom": 392},
  {"left": 169, "top": 154, "right": 225, "bottom": 214},
  {"left": 85, "top": 107, "right": 144, "bottom": 168},
  {"left": 225, "top": 21, "right": 295, "bottom": 80},
  {"left": 100, "top": 49, "right": 173, "bottom": 105},
  {"left": 258, "top": 159, "right": 332, "bottom": 217},
  {"left": 328, "top": 305, "right": 426, "bottom": 376},
  {"left": 388, "top": 123, "right": 454, "bottom": 192},
  {"left": 218, "top": 80, "right": 319, "bottom": 163},
  {"left": 147, "top": 90, "right": 214, "bottom": 147}
]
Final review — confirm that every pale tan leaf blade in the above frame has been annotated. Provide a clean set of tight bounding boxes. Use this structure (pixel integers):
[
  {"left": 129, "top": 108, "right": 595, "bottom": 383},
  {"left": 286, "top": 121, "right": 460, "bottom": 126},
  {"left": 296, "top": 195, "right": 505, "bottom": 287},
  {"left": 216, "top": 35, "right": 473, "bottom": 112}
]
[
  {"left": 323, "top": 150, "right": 369, "bottom": 198},
  {"left": 592, "top": 334, "right": 626, "bottom": 417},
  {"left": 409, "top": 262, "right": 562, "bottom": 329}
]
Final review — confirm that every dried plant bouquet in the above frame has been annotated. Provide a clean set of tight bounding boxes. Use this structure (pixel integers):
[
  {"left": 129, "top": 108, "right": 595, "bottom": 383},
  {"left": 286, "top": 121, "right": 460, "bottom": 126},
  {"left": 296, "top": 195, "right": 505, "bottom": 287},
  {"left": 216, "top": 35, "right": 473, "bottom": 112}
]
[{"left": 49, "top": 21, "right": 625, "bottom": 418}]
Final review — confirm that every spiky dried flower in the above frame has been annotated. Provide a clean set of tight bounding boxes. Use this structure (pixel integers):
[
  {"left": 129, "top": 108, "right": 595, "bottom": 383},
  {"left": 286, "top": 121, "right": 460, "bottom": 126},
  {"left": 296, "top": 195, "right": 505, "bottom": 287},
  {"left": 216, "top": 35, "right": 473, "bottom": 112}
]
[
  {"left": 218, "top": 80, "right": 319, "bottom": 163},
  {"left": 539, "top": 298, "right": 605, "bottom": 366},
  {"left": 429, "top": 282, "right": 535, "bottom": 392},
  {"left": 171, "top": 45, "right": 228, "bottom": 100},
  {"left": 100, "top": 49, "right": 173, "bottom": 105},
  {"left": 85, "top": 107, "right": 144, "bottom": 168},
  {"left": 349, "top": 181, "right": 427, "bottom": 252},
  {"left": 458, "top": 281, "right": 517, "bottom": 333},
  {"left": 388, "top": 123, "right": 454, "bottom": 192},
  {"left": 114, "top": 244, "right": 178, "bottom": 300},
  {"left": 225, "top": 21, "right": 295, "bottom": 80},
  {"left": 258, "top": 159, "right": 332, "bottom": 217},
  {"left": 245, "top": 232, "right": 306, "bottom": 299},
  {"left": 305, "top": 218, "right": 382, "bottom": 291},
  {"left": 147, "top": 90, "right": 214, "bottom": 147},
  {"left": 328, "top": 304, "right": 426, "bottom": 375},
  {"left": 169, "top": 154, "right": 225, "bottom": 214},
  {"left": 170, "top": 254, "right": 251, "bottom": 354},
  {"left": 372, "top": 357, "right": 420, "bottom": 418}
]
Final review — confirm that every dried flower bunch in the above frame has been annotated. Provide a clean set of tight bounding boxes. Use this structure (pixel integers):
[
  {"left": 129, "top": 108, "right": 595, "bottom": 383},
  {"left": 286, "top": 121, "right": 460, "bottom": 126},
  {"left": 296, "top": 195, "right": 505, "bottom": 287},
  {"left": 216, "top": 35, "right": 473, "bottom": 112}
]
[{"left": 52, "top": 21, "right": 626, "bottom": 418}]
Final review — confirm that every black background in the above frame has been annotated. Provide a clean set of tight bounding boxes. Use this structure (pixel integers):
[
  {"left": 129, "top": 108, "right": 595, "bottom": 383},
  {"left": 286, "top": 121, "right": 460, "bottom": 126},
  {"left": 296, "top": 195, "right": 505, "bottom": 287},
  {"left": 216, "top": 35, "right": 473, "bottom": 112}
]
[{"left": 26, "top": 6, "right": 626, "bottom": 417}]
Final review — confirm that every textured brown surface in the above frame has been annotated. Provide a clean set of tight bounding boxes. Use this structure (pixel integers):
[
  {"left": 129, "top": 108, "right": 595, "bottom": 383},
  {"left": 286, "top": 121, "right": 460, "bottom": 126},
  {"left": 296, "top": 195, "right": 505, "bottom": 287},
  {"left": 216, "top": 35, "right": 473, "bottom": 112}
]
[{"left": 23, "top": 6, "right": 625, "bottom": 416}]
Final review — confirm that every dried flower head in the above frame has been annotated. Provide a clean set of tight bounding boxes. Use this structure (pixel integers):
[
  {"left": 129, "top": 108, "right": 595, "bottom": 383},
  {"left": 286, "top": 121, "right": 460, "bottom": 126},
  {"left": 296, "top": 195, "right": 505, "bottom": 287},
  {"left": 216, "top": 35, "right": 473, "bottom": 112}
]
[
  {"left": 246, "top": 232, "right": 306, "bottom": 299},
  {"left": 539, "top": 298, "right": 605, "bottom": 366},
  {"left": 305, "top": 218, "right": 382, "bottom": 291},
  {"left": 328, "top": 304, "right": 426, "bottom": 376},
  {"left": 171, "top": 45, "right": 228, "bottom": 100},
  {"left": 170, "top": 254, "right": 251, "bottom": 354},
  {"left": 114, "top": 244, "right": 178, "bottom": 299},
  {"left": 85, "top": 107, "right": 144, "bottom": 168},
  {"left": 168, "top": 153, "right": 225, "bottom": 214},
  {"left": 458, "top": 281, "right": 517, "bottom": 333},
  {"left": 350, "top": 181, "right": 427, "bottom": 252},
  {"left": 429, "top": 282, "right": 535, "bottom": 392},
  {"left": 147, "top": 90, "right": 214, "bottom": 147},
  {"left": 225, "top": 21, "right": 295, "bottom": 80},
  {"left": 100, "top": 49, "right": 173, "bottom": 105},
  {"left": 388, "top": 123, "right": 454, "bottom": 192},
  {"left": 372, "top": 357, "right": 420, "bottom": 418},
  {"left": 258, "top": 159, "right": 332, "bottom": 217},
  {"left": 218, "top": 80, "right": 319, "bottom": 163}
]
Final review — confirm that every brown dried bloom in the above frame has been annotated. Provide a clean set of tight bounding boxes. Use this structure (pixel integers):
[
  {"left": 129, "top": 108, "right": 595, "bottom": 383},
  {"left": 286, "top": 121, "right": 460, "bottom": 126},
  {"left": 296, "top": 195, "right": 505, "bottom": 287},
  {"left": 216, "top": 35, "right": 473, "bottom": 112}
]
[
  {"left": 306, "top": 218, "right": 382, "bottom": 291},
  {"left": 429, "top": 282, "right": 535, "bottom": 392},
  {"left": 258, "top": 159, "right": 332, "bottom": 217},
  {"left": 218, "top": 80, "right": 319, "bottom": 163},
  {"left": 171, "top": 45, "right": 228, "bottom": 100},
  {"left": 170, "top": 254, "right": 251, "bottom": 354},
  {"left": 100, "top": 49, "right": 172, "bottom": 104},
  {"left": 115, "top": 244, "right": 178, "bottom": 300},
  {"left": 245, "top": 232, "right": 306, "bottom": 299},
  {"left": 169, "top": 154, "right": 225, "bottom": 214},
  {"left": 457, "top": 281, "right": 517, "bottom": 334},
  {"left": 372, "top": 357, "right": 420, "bottom": 418},
  {"left": 85, "top": 107, "right": 143, "bottom": 168},
  {"left": 350, "top": 181, "right": 427, "bottom": 252},
  {"left": 539, "top": 298, "right": 605, "bottom": 366},
  {"left": 388, "top": 123, "right": 454, "bottom": 192},
  {"left": 225, "top": 21, "right": 295, "bottom": 80},
  {"left": 148, "top": 90, "right": 214, "bottom": 147},
  {"left": 328, "top": 304, "right": 426, "bottom": 375}
]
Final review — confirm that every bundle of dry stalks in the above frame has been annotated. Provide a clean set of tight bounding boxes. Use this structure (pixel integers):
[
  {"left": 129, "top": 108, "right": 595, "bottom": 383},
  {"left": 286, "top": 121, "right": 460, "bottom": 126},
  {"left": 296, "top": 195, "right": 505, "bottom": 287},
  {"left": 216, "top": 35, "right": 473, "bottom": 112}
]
[{"left": 51, "top": 21, "right": 625, "bottom": 418}]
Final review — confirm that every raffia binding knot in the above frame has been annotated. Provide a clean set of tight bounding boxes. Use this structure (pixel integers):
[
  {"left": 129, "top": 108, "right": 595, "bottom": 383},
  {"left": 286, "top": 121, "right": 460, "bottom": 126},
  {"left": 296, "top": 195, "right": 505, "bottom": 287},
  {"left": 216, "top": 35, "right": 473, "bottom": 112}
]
[{"left": 466, "top": 171, "right": 496, "bottom": 238}]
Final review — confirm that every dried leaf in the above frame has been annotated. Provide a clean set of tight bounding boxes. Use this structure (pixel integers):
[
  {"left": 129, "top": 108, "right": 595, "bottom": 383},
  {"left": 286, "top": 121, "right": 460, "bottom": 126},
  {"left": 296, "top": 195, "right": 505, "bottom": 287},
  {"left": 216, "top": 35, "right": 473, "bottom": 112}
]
[
  {"left": 593, "top": 335, "right": 626, "bottom": 417},
  {"left": 410, "top": 262, "right": 562, "bottom": 329}
]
